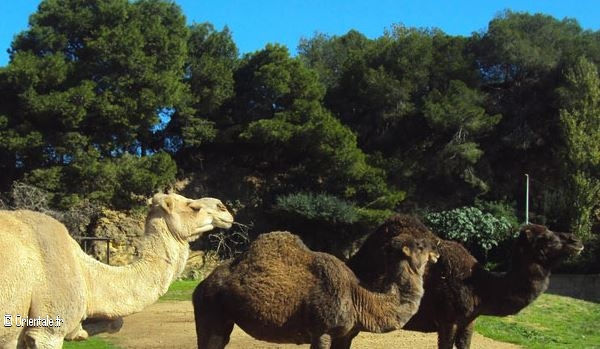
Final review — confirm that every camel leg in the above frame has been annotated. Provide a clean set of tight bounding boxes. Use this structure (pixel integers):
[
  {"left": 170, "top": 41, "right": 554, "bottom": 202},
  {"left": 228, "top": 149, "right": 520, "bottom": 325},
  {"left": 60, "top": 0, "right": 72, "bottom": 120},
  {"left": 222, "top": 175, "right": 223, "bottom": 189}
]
[
  {"left": 194, "top": 312, "right": 233, "bottom": 349},
  {"left": 437, "top": 323, "right": 457, "bottom": 349},
  {"left": 310, "top": 334, "right": 332, "bottom": 349},
  {"left": 22, "top": 328, "right": 63, "bottom": 349},
  {"left": 195, "top": 320, "right": 233, "bottom": 349},
  {"left": 64, "top": 324, "right": 88, "bottom": 341},
  {"left": 330, "top": 333, "right": 356, "bottom": 349},
  {"left": 454, "top": 321, "right": 474, "bottom": 349}
]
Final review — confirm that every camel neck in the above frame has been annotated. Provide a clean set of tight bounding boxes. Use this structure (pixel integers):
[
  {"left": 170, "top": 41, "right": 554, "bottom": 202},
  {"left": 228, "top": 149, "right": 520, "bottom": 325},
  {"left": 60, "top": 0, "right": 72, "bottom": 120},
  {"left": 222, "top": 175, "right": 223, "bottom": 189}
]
[
  {"left": 475, "top": 260, "right": 550, "bottom": 316},
  {"left": 354, "top": 262, "right": 424, "bottom": 333},
  {"left": 81, "top": 217, "right": 189, "bottom": 318}
]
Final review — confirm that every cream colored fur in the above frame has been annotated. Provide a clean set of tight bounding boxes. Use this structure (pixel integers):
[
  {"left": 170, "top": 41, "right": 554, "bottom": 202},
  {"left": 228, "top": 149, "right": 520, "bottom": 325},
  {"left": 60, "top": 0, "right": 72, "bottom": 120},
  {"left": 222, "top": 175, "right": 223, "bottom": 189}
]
[{"left": 0, "top": 193, "right": 233, "bottom": 349}]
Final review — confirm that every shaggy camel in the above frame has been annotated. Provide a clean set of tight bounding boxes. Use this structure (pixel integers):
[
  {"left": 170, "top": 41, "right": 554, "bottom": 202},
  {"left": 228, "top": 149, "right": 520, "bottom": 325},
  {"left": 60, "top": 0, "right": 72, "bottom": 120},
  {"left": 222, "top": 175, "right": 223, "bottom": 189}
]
[
  {"left": 347, "top": 214, "right": 584, "bottom": 349},
  {"left": 193, "top": 231, "right": 439, "bottom": 349},
  {"left": 0, "top": 193, "right": 233, "bottom": 349}
]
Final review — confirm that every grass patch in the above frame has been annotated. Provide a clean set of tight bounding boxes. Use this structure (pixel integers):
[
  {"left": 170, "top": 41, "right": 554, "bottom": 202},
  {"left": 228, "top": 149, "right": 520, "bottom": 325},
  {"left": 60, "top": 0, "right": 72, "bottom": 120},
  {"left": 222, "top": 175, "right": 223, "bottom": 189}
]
[
  {"left": 158, "top": 279, "right": 200, "bottom": 301},
  {"left": 475, "top": 294, "right": 600, "bottom": 349},
  {"left": 64, "top": 337, "right": 118, "bottom": 349}
]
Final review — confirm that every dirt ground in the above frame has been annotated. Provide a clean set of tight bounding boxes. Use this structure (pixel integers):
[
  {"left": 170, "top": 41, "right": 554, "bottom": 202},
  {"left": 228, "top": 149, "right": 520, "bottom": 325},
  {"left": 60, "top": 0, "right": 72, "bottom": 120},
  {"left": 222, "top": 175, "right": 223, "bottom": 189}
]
[{"left": 100, "top": 301, "right": 520, "bottom": 349}]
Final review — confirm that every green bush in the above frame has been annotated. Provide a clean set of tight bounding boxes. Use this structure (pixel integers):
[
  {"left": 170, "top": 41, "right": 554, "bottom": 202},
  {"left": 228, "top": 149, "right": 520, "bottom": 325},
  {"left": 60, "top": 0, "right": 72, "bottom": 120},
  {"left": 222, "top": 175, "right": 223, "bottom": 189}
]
[
  {"left": 475, "top": 199, "right": 520, "bottom": 229},
  {"left": 274, "top": 192, "right": 358, "bottom": 224},
  {"left": 424, "top": 206, "right": 514, "bottom": 258}
]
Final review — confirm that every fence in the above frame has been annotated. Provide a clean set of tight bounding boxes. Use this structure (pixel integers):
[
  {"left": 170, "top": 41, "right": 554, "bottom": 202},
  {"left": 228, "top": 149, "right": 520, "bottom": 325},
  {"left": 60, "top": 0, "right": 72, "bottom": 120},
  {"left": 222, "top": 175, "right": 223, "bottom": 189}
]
[{"left": 74, "top": 236, "right": 112, "bottom": 265}]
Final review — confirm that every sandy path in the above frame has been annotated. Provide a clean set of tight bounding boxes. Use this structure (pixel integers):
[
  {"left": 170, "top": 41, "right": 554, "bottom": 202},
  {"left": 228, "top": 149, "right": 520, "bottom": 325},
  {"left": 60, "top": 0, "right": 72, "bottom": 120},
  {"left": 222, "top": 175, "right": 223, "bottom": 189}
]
[{"left": 101, "top": 301, "right": 520, "bottom": 349}]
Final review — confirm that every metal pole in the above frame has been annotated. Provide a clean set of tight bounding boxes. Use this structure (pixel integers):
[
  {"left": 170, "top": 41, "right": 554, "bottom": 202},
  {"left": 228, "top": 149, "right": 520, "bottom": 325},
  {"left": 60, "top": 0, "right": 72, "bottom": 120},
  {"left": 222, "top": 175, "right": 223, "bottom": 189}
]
[
  {"left": 525, "top": 174, "right": 530, "bottom": 225},
  {"left": 106, "top": 240, "right": 110, "bottom": 265}
]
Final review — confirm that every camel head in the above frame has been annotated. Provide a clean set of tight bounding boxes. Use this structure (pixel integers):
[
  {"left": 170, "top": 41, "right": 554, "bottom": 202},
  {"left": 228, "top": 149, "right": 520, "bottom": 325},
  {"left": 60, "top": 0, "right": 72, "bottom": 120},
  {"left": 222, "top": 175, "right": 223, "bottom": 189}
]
[
  {"left": 149, "top": 193, "right": 234, "bottom": 243},
  {"left": 386, "top": 234, "right": 439, "bottom": 276},
  {"left": 517, "top": 224, "right": 584, "bottom": 267}
]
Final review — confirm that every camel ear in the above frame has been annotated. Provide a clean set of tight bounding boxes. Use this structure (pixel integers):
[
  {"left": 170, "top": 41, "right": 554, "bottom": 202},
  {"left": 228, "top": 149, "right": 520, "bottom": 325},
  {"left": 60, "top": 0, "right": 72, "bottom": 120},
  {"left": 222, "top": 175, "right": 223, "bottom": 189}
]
[
  {"left": 161, "top": 196, "right": 175, "bottom": 213},
  {"left": 519, "top": 226, "right": 536, "bottom": 241},
  {"left": 152, "top": 194, "right": 175, "bottom": 214},
  {"left": 402, "top": 245, "right": 412, "bottom": 257}
]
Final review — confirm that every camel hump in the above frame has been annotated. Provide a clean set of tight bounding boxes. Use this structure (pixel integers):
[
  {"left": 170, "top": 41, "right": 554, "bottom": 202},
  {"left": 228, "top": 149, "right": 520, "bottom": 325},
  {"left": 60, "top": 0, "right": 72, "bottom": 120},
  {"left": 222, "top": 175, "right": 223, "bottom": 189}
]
[
  {"left": 0, "top": 209, "right": 75, "bottom": 249},
  {"left": 378, "top": 214, "right": 434, "bottom": 238},
  {"left": 253, "top": 231, "right": 309, "bottom": 250},
  {"left": 246, "top": 231, "right": 310, "bottom": 258},
  {"left": 233, "top": 231, "right": 312, "bottom": 271}
]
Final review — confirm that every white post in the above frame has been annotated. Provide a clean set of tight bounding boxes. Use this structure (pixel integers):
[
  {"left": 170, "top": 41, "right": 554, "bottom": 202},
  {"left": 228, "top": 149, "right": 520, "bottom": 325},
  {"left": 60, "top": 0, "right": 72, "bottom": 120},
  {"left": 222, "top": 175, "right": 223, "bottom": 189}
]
[{"left": 525, "top": 174, "right": 530, "bottom": 225}]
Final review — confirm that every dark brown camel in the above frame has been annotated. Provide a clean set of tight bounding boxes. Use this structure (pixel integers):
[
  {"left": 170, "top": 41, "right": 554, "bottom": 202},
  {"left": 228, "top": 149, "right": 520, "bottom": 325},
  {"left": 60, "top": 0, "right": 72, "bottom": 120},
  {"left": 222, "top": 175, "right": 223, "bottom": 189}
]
[
  {"left": 347, "top": 214, "right": 584, "bottom": 349},
  {"left": 193, "top": 231, "right": 439, "bottom": 349}
]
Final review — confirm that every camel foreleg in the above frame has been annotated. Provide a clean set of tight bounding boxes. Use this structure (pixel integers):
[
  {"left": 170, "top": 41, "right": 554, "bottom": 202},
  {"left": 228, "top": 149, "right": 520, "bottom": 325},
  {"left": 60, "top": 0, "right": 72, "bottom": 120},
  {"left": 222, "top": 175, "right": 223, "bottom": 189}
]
[{"left": 454, "top": 321, "right": 475, "bottom": 349}]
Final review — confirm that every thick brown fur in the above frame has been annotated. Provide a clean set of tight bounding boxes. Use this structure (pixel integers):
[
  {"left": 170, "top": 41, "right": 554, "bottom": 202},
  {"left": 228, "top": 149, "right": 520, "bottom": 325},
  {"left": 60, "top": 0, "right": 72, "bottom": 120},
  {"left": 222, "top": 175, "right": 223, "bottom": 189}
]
[
  {"left": 193, "top": 231, "right": 438, "bottom": 349},
  {"left": 347, "top": 214, "right": 584, "bottom": 349}
]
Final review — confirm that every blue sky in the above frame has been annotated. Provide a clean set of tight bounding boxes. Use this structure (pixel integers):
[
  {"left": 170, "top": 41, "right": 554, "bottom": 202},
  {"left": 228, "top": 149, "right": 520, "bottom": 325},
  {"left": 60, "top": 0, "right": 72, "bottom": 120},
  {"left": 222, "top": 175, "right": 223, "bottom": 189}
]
[{"left": 1, "top": 0, "right": 599, "bottom": 66}]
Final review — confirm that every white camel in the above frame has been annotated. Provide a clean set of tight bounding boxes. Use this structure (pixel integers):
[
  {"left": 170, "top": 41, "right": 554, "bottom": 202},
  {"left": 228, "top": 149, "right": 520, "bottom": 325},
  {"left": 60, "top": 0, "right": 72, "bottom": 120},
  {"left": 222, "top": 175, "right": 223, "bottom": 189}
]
[{"left": 0, "top": 193, "right": 233, "bottom": 349}]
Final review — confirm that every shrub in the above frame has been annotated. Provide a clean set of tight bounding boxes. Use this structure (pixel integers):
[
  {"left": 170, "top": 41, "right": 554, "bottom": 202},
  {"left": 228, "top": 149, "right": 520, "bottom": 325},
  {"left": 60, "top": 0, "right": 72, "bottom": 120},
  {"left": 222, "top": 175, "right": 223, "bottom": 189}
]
[
  {"left": 9, "top": 181, "right": 51, "bottom": 212},
  {"left": 424, "top": 206, "right": 515, "bottom": 259},
  {"left": 4, "top": 181, "right": 102, "bottom": 237},
  {"left": 475, "top": 199, "right": 520, "bottom": 229},
  {"left": 274, "top": 192, "right": 358, "bottom": 224}
]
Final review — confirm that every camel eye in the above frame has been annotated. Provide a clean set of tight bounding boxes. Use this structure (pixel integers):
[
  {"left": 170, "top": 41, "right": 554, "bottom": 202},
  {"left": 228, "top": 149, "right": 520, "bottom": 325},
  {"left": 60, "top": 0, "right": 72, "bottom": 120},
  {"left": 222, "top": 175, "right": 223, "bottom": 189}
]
[
  {"left": 188, "top": 202, "right": 203, "bottom": 212},
  {"left": 217, "top": 203, "right": 227, "bottom": 211}
]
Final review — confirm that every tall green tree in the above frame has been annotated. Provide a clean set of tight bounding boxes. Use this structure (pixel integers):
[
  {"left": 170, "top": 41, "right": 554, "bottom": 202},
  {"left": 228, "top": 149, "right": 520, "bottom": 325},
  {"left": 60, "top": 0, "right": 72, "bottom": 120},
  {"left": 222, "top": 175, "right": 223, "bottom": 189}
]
[
  {"left": 473, "top": 11, "right": 599, "bottom": 212},
  {"left": 422, "top": 80, "right": 501, "bottom": 195},
  {"left": 232, "top": 44, "right": 397, "bottom": 203},
  {"left": 165, "top": 22, "right": 238, "bottom": 166},
  {"left": 0, "top": 0, "right": 188, "bottom": 207},
  {"left": 298, "top": 30, "right": 371, "bottom": 90},
  {"left": 300, "top": 27, "right": 489, "bottom": 207},
  {"left": 192, "top": 44, "right": 403, "bottom": 238},
  {"left": 559, "top": 57, "right": 600, "bottom": 237},
  {"left": 320, "top": 26, "right": 434, "bottom": 152}
]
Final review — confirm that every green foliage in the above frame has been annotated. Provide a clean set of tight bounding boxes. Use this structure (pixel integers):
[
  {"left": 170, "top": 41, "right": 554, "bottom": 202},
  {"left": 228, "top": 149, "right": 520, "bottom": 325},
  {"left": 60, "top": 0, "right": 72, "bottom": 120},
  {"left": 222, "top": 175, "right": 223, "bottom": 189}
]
[
  {"left": 423, "top": 80, "right": 500, "bottom": 135},
  {"left": 275, "top": 192, "right": 358, "bottom": 224},
  {"left": 475, "top": 294, "right": 600, "bottom": 349},
  {"left": 475, "top": 199, "right": 520, "bottom": 229},
  {"left": 559, "top": 57, "right": 600, "bottom": 170},
  {"left": 298, "top": 30, "right": 370, "bottom": 89},
  {"left": 0, "top": 0, "right": 187, "bottom": 207},
  {"left": 355, "top": 207, "right": 396, "bottom": 228},
  {"left": 24, "top": 151, "right": 176, "bottom": 209},
  {"left": 424, "top": 206, "right": 514, "bottom": 256},
  {"left": 558, "top": 57, "right": 600, "bottom": 237},
  {"left": 422, "top": 80, "right": 500, "bottom": 192},
  {"left": 165, "top": 23, "right": 238, "bottom": 152},
  {"left": 225, "top": 44, "right": 400, "bottom": 206},
  {"left": 475, "top": 10, "right": 589, "bottom": 83},
  {"left": 7, "top": 0, "right": 190, "bottom": 155}
]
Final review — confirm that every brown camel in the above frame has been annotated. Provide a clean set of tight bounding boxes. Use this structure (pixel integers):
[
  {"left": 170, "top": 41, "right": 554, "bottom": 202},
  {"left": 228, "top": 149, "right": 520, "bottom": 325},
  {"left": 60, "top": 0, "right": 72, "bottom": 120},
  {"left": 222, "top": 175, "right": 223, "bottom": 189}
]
[
  {"left": 347, "top": 214, "right": 584, "bottom": 349},
  {"left": 192, "top": 231, "right": 439, "bottom": 349}
]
